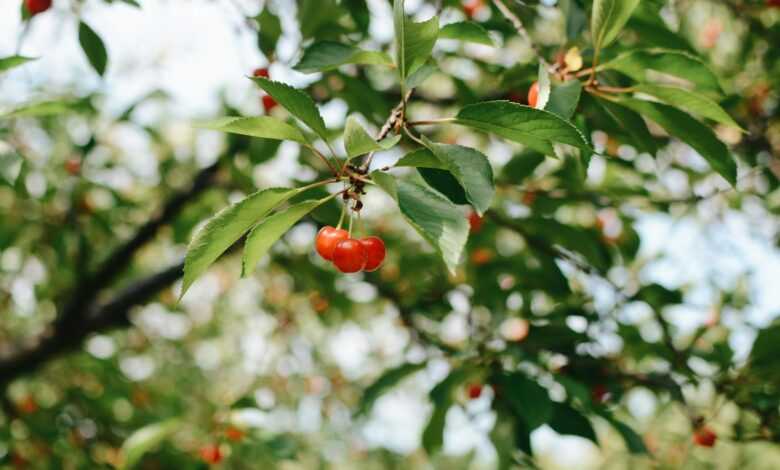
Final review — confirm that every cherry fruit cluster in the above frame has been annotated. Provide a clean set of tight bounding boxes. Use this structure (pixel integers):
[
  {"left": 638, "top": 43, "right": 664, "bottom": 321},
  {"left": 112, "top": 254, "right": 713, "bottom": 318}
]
[{"left": 316, "top": 227, "right": 386, "bottom": 274}]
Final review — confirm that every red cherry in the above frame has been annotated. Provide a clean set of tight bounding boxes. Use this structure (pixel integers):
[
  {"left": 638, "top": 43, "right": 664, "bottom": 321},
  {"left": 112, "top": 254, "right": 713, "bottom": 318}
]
[
  {"left": 225, "top": 426, "right": 245, "bottom": 442},
  {"left": 467, "top": 383, "right": 483, "bottom": 399},
  {"left": 768, "top": 0, "right": 780, "bottom": 7},
  {"left": 693, "top": 426, "right": 717, "bottom": 448},
  {"left": 65, "top": 158, "right": 81, "bottom": 176},
  {"left": 332, "top": 239, "right": 367, "bottom": 273},
  {"left": 359, "top": 236, "right": 386, "bottom": 272},
  {"left": 591, "top": 384, "right": 609, "bottom": 404},
  {"left": 528, "top": 81, "right": 539, "bottom": 108},
  {"left": 316, "top": 226, "right": 349, "bottom": 261},
  {"left": 199, "top": 444, "right": 222, "bottom": 464},
  {"left": 468, "top": 211, "right": 484, "bottom": 233},
  {"left": 463, "top": 0, "right": 483, "bottom": 18},
  {"left": 262, "top": 95, "right": 277, "bottom": 112},
  {"left": 253, "top": 67, "right": 270, "bottom": 78},
  {"left": 26, "top": 0, "right": 52, "bottom": 15}
]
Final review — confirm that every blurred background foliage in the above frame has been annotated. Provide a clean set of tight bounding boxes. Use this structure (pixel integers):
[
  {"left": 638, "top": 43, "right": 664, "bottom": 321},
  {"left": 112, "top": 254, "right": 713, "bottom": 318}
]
[{"left": 1, "top": 0, "right": 780, "bottom": 468}]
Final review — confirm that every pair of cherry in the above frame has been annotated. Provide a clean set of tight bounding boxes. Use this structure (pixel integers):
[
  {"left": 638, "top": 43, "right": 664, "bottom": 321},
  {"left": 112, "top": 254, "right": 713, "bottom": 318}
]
[
  {"left": 316, "top": 226, "right": 386, "bottom": 273},
  {"left": 252, "top": 67, "right": 278, "bottom": 112}
]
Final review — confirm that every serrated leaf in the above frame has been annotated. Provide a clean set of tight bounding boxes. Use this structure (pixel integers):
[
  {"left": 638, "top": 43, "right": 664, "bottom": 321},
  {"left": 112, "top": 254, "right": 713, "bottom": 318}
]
[
  {"left": 599, "top": 48, "right": 722, "bottom": 94},
  {"left": 439, "top": 21, "right": 494, "bottom": 45},
  {"left": 591, "top": 0, "right": 640, "bottom": 55},
  {"left": 242, "top": 197, "right": 333, "bottom": 276},
  {"left": 422, "top": 367, "right": 474, "bottom": 454},
  {"left": 357, "top": 362, "right": 426, "bottom": 416},
  {"left": 194, "top": 116, "right": 307, "bottom": 143},
  {"left": 455, "top": 101, "right": 591, "bottom": 156},
  {"left": 394, "top": 0, "right": 439, "bottom": 82},
  {"left": 120, "top": 419, "right": 180, "bottom": 470},
  {"left": 250, "top": 77, "right": 329, "bottom": 141},
  {"left": 78, "top": 21, "right": 108, "bottom": 76},
  {"left": 0, "top": 56, "right": 36, "bottom": 73},
  {"left": 294, "top": 41, "right": 393, "bottom": 73},
  {"left": 421, "top": 138, "right": 495, "bottom": 215},
  {"left": 343, "top": 116, "right": 401, "bottom": 159},
  {"left": 633, "top": 84, "right": 742, "bottom": 129},
  {"left": 495, "top": 373, "right": 553, "bottom": 430},
  {"left": 546, "top": 80, "right": 582, "bottom": 119},
  {"left": 374, "top": 176, "right": 469, "bottom": 273},
  {"left": 549, "top": 403, "right": 598, "bottom": 443},
  {"left": 182, "top": 188, "right": 300, "bottom": 297},
  {"left": 609, "top": 96, "right": 736, "bottom": 185}
]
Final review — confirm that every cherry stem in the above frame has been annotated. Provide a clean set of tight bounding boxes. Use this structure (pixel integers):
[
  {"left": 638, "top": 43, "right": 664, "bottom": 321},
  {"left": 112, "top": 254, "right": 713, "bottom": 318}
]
[
  {"left": 347, "top": 210, "right": 354, "bottom": 238},
  {"left": 406, "top": 117, "right": 455, "bottom": 127},
  {"left": 336, "top": 202, "right": 346, "bottom": 230},
  {"left": 305, "top": 144, "right": 339, "bottom": 176}
]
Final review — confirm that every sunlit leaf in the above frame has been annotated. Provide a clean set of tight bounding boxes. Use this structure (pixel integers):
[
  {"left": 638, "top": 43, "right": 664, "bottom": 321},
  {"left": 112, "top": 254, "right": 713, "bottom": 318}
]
[{"left": 194, "top": 116, "right": 308, "bottom": 143}]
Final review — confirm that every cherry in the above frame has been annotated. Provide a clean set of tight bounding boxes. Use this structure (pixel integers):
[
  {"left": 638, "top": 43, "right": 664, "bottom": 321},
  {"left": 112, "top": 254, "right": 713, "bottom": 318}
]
[
  {"left": 262, "top": 94, "right": 277, "bottom": 112},
  {"left": 693, "top": 426, "right": 717, "bottom": 448},
  {"left": 768, "top": 0, "right": 780, "bottom": 7},
  {"left": 253, "top": 67, "right": 270, "bottom": 78},
  {"left": 471, "top": 247, "right": 493, "bottom": 265},
  {"left": 468, "top": 211, "right": 484, "bottom": 233},
  {"left": 26, "top": 0, "right": 52, "bottom": 15},
  {"left": 316, "top": 226, "right": 349, "bottom": 261},
  {"left": 591, "top": 384, "right": 609, "bottom": 404},
  {"left": 527, "top": 81, "right": 539, "bottom": 108},
  {"left": 198, "top": 444, "right": 223, "bottom": 464},
  {"left": 467, "top": 383, "right": 483, "bottom": 399},
  {"left": 359, "top": 236, "right": 386, "bottom": 272},
  {"left": 225, "top": 426, "right": 245, "bottom": 442},
  {"left": 332, "top": 239, "right": 367, "bottom": 273},
  {"left": 463, "top": 0, "right": 483, "bottom": 18},
  {"left": 65, "top": 158, "right": 81, "bottom": 176}
]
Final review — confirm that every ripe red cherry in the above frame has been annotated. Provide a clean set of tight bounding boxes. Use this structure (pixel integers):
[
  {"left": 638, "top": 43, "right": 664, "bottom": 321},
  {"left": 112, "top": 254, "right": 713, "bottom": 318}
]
[
  {"left": 463, "top": 0, "right": 483, "bottom": 18},
  {"left": 467, "top": 383, "right": 483, "bottom": 399},
  {"left": 332, "top": 239, "right": 367, "bottom": 273},
  {"left": 262, "top": 95, "right": 277, "bottom": 112},
  {"left": 253, "top": 67, "right": 270, "bottom": 78},
  {"left": 527, "top": 81, "right": 540, "bottom": 108},
  {"left": 198, "top": 444, "right": 223, "bottom": 464},
  {"left": 359, "top": 236, "right": 386, "bottom": 272},
  {"left": 591, "top": 384, "right": 609, "bottom": 404},
  {"left": 316, "top": 226, "right": 349, "bottom": 261},
  {"left": 26, "top": 0, "right": 52, "bottom": 15},
  {"left": 693, "top": 426, "right": 717, "bottom": 448},
  {"left": 468, "top": 211, "right": 484, "bottom": 233}
]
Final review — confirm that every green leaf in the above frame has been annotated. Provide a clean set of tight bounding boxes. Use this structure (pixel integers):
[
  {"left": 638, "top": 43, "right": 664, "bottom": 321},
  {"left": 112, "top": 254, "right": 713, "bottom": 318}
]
[
  {"left": 495, "top": 373, "right": 553, "bottom": 430},
  {"left": 396, "top": 148, "right": 446, "bottom": 169},
  {"left": 357, "top": 362, "right": 427, "bottom": 416},
  {"left": 599, "top": 48, "right": 722, "bottom": 94},
  {"left": 439, "top": 21, "right": 494, "bottom": 46},
  {"left": 423, "top": 367, "right": 474, "bottom": 454},
  {"left": 120, "top": 419, "right": 180, "bottom": 470},
  {"left": 600, "top": 413, "right": 647, "bottom": 454},
  {"left": 535, "top": 62, "right": 552, "bottom": 110},
  {"left": 421, "top": 137, "right": 495, "bottom": 215},
  {"left": 78, "top": 21, "right": 108, "bottom": 76},
  {"left": 405, "top": 60, "right": 438, "bottom": 89},
  {"left": 591, "top": 0, "right": 640, "bottom": 56},
  {"left": 593, "top": 97, "right": 657, "bottom": 154},
  {"left": 294, "top": 41, "right": 393, "bottom": 73},
  {"left": 418, "top": 168, "right": 468, "bottom": 206},
  {"left": 0, "top": 56, "right": 36, "bottom": 74},
  {"left": 748, "top": 323, "right": 780, "bottom": 369},
  {"left": 182, "top": 188, "right": 300, "bottom": 297},
  {"left": 1, "top": 99, "right": 90, "bottom": 118},
  {"left": 242, "top": 196, "right": 333, "bottom": 276},
  {"left": 374, "top": 176, "right": 469, "bottom": 274},
  {"left": 394, "top": 0, "right": 439, "bottom": 82},
  {"left": 549, "top": 403, "right": 598, "bottom": 443},
  {"left": 194, "top": 116, "right": 307, "bottom": 144},
  {"left": 343, "top": 116, "right": 401, "bottom": 159},
  {"left": 610, "top": 97, "right": 736, "bottom": 185},
  {"left": 634, "top": 283, "right": 683, "bottom": 308},
  {"left": 633, "top": 84, "right": 743, "bottom": 129},
  {"left": 455, "top": 101, "right": 591, "bottom": 156},
  {"left": 250, "top": 77, "right": 329, "bottom": 141},
  {"left": 546, "top": 80, "right": 582, "bottom": 120},
  {"left": 256, "top": 8, "right": 282, "bottom": 57},
  {"left": 500, "top": 151, "right": 545, "bottom": 183}
]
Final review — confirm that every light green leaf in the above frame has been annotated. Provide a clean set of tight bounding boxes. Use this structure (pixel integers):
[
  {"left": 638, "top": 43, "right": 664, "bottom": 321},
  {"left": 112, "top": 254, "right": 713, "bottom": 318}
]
[
  {"left": 546, "top": 79, "right": 582, "bottom": 119},
  {"left": 439, "top": 21, "right": 494, "bottom": 45},
  {"left": 610, "top": 96, "right": 736, "bottom": 185},
  {"left": 0, "top": 56, "right": 36, "bottom": 73},
  {"left": 599, "top": 48, "right": 722, "bottom": 94},
  {"left": 182, "top": 188, "right": 300, "bottom": 297},
  {"left": 374, "top": 176, "right": 468, "bottom": 273},
  {"left": 455, "top": 101, "right": 591, "bottom": 156},
  {"left": 396, "top": 148, "right": 446, "bottom": 169},
  {"left": 78, "top": 21, "right": 108, "bottom": 76},
  {"left": 405, "top": 60, "right": 437, "bottom": 89},
  {"left": 633, "top": 84, "right": 742, "bottom": 129},
  {"left": 294, "top": 41, "right": 394, "bottom": 73},
  {"left": 343, "top": 116, "right": 401, "bottom": 159},
  {"left": 394, "top": 0, "right": 439, "bottom": 82},
  {"left": 421, "top": 137, "right": 495, "bottom": 215},
  {"left": 1, "top": 99, "right": 89, "bottom": 118},
  {"left": 250, "top": 77, "right": 329, "bottom": 141},
  {"left": 357, "top": 362, "right": 427, "bottom": 416},
  {"left": 591, "top": 0, "right": 640, "bottom": 55},
  {"left": 535, "top": 62, "right": 551, "bottom": 110},
  {"left": 194, "top": 116, "right": 307, "bottom": 143},
  {"left": 242, "top": 196, "right": 334, "bottom": 276},
  {"left": 120, "top": 419, "right": 180, "bottom": 470},
  {"left": 598, "top": 412, "right": 647, "bottom": 454}
]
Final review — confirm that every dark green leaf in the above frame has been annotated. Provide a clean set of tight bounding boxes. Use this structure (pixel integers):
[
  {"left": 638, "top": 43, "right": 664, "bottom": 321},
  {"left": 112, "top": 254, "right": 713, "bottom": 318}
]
[
  {"left": 549, "top": 403, "right": 598, "bottom": 443},
  {"left": 495, "top": 373, "right": 553, "bottom": 430},
  {"left": 546, "top": 79, "right": 582, "bottom": 119},
  {"left": 591, "top": 0, "right": 640, "bottom": 55},
  {"left": 394, "top": 0, "right": 439, "bottom": 82},
  {"left": 78, "top": 21, "right": 108, "bottom": 76},
  {"left": 256, "top": 8, "right": 282, "bottom": 56},
  {"left": 593, "top": 97, "right": 657, "bottom": 154},
  {"left": 500, "top": 151, "right": 546, "bottom": 183},
  {"left": 423, "top": 367, "right": 473, "bottom": 454},
  {"left": 250, "top": 77, "right": 329, "bottom": 141},
  {"left": 357, "top": 362, "right": 427, "bottom": 416}
]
